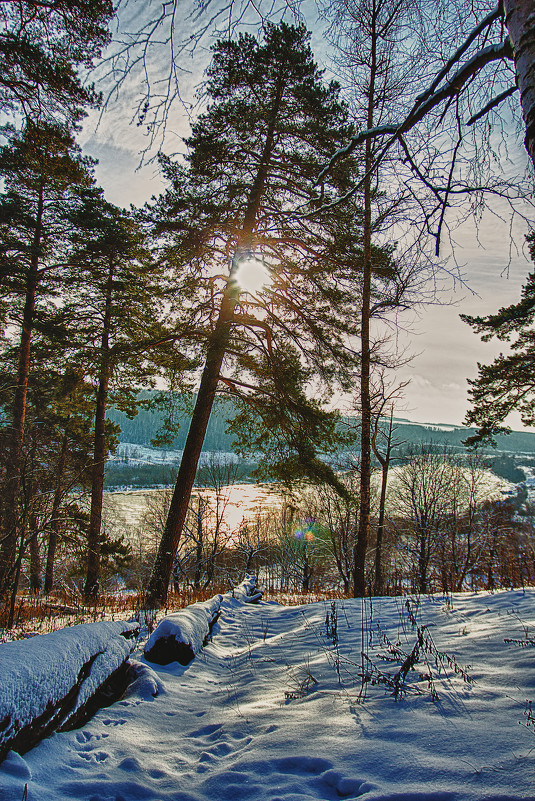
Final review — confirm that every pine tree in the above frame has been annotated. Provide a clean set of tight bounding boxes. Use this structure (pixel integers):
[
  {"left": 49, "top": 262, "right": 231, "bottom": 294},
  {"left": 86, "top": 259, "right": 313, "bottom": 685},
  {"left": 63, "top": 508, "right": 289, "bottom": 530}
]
[
  {"left": 0, "top": 0, "right": 113, "bottom": 123},
  {"left": 145, "top": 22, "right": 366, "bottom": 606},
  {"left": 0, "top": 122, "right": 94, "bottom": 598},
  {"left": 463, "top": 231, "right": 535, "bottom": 444},
  {"left": 65, "top": 192, "right": 180, "bottom": 598}
]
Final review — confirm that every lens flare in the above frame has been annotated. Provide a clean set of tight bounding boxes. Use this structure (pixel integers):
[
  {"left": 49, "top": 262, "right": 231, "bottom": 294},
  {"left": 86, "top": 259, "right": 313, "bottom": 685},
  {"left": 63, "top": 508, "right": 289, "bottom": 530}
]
[{"left": 293, "top": 518, "right": 318, "bottom": 542}]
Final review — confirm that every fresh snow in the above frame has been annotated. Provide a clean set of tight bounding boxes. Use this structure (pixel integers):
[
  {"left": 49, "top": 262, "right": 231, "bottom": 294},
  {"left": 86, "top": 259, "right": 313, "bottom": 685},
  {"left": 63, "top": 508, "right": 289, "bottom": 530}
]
[
  {"left": 144, "top": 594, "right": 223, "bottom": 664},
  {"left": 1, "top": 589, "right": 534, "bottom": 800},
  {"left": 0, "top": 621, "right": 138, "bottom": 744}
]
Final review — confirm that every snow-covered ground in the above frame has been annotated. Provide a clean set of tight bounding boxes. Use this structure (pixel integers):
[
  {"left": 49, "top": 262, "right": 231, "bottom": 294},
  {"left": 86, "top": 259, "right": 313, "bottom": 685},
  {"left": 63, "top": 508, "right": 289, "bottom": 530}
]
[
  {"left": 109, "top": 445, "right": 239, "bottom": 467},
  {"left": 1, "top": 588, "right": 534, "bottom": 801}
]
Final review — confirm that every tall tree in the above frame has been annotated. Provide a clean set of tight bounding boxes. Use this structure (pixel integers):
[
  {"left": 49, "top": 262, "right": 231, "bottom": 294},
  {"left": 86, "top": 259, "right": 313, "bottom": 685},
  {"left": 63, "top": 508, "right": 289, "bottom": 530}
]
[
  {"left": 321, "top": 0, "right": 421, "bottom": 596},
  {"left": 0, "top": 122, "right": 94, "bottom": 597},
  {"left": 65, "top": 192, "right": 176, "bottom": 598},
  {"left": 145, "top": 23, "right": 366, "bottom": 607}
]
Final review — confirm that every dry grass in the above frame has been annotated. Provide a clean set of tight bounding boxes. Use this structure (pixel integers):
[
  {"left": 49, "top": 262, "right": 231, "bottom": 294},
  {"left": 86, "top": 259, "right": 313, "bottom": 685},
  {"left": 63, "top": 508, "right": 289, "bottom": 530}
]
[
  {"left": 0, "top": 586, "right": 229, "bottom": 640},
  {"left": 1, "top": 585, "right": 351, "bottom": 640}
]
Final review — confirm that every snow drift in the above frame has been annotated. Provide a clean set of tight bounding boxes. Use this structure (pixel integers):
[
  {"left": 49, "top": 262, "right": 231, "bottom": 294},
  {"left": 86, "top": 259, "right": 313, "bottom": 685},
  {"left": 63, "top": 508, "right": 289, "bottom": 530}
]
[{"left": 0, "top": 619, "right": 138, "bottom": 762}]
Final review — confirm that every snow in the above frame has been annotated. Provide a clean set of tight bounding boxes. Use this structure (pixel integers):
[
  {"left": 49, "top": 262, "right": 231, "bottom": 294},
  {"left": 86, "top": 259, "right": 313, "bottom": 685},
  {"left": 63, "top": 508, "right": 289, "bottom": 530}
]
[
  {"left": 230, "top": 574, "right": 263, "bottom": 603},
  {"left": 144, "top": 578, "right": 262, "bottom": 664},
  {"left": 1, "top": 589, "right": 535, "bottom": 800},
  {"left": 144, "top": 594, "right": 223, "bottom": 665},
  {"left": 0, "top": 620, "right": 138, "bottom": 746}
]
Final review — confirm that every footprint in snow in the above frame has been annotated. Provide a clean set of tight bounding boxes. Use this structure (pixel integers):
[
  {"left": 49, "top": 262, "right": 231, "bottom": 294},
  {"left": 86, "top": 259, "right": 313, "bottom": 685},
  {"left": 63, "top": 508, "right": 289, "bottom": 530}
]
[
  {"left": 209, "top": 757, "right": 376, "bottom": 800},
  {"left": 76, "top": 750, "right": 109, "bottom": 763},
  {"left": 189, "top": 723, "right": 223, "bottom": 739},
  {"left": 75, "top": 730, "right": 109, "bottom": 747},
  {"left": 101, "top": 717, "right": 127, "bottom": 726}
]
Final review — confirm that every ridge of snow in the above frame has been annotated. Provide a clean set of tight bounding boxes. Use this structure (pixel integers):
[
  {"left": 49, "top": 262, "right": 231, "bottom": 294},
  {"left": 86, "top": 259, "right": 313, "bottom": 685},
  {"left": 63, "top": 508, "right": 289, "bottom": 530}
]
[{"left": 0, "top": 620, "right": 138, "bottom": 743}]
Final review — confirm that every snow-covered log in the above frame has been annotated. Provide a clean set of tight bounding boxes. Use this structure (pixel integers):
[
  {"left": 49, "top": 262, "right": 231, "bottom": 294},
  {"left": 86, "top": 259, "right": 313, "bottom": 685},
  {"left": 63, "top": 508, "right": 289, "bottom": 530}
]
[
  {"left": 0, "top": 620, "right": 138, "bottom": 763},
  {"left": 144, "top": 594, "right": 223, "bottom": 666},
  {"left": 231, "top": 575, "right": 263, "bottom": 603}
]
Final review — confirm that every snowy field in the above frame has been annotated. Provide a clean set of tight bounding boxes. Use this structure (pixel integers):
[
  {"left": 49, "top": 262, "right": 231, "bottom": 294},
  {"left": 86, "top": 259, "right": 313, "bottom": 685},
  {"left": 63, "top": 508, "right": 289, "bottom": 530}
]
[{"left": 1, "top": 588, "right": 535, "bottom": 801}]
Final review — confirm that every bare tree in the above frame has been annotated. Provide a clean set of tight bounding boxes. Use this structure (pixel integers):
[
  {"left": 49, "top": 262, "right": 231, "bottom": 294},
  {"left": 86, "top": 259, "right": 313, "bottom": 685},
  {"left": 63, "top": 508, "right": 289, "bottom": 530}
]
[
  {"left": 319, "top": 0, "right": 428, "bottom": 597},
  {"left": 321, "top": 1, "right": 534, "bottom": 254},
  {"left": 370, "top": 382, "right": 407, "bottom": 595}
]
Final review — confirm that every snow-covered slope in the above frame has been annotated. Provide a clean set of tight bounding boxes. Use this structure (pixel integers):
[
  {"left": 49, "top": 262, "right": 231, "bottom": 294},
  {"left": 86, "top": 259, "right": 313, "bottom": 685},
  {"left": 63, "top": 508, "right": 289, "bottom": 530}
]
[{"left": 1, "top": 589, "right": 534, "bottom": 800}]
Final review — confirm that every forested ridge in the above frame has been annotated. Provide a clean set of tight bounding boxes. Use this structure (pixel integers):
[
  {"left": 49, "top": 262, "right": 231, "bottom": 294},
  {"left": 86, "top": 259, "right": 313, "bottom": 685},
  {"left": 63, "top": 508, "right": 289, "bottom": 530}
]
[{"left": 107, "top": 392, "right": 535, "bottom": 457}]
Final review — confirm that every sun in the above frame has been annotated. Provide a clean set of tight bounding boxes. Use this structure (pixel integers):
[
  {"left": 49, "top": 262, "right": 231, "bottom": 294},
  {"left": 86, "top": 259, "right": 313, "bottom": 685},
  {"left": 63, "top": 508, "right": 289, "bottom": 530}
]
[{"left": 234, "top": 255, "right": 272, "bottom": 296}]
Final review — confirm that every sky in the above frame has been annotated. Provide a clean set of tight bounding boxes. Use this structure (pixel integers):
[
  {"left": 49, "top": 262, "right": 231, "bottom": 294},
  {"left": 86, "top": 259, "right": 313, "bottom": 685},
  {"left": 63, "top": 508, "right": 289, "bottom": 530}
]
[{"left": 79, "top": 0, "right": 534, "bottom": 429}]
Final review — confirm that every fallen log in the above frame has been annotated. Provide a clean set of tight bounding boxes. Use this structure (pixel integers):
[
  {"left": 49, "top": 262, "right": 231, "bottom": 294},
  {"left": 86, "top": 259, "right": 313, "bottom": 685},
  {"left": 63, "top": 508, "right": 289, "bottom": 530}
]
[
  {"left": 0, "top": 620, "right": 138, "bottom": 763},
  {"left": 144, "top": 576, "right": 263, "bottom": 666},
  {"left": 231, "top": 574, "right": 263, "bottom": 603},
  {"left": 144, "top": 594, "right": 222, "bottom": 666}
]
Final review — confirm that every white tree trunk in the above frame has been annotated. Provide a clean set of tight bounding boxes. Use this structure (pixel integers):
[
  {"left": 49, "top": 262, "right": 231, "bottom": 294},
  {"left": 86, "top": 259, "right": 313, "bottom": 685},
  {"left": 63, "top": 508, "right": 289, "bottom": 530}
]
[{"left": 504, "top": 0, "right": 535, "bottom": 171}]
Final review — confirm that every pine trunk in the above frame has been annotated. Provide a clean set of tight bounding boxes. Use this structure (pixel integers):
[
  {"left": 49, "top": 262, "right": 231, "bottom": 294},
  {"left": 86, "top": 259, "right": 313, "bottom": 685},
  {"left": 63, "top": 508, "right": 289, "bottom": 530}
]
[
  {"left": 0, "top": 188, "right": 43, "bottom": 596},
  {"left": 44, "top": 434, "right": 69, "bottom": 593},
  {"left": 145, "top": 75, "right": 285, "bottom": 608},
  {"left": 504, "top": 0, "right": 535, "bottom": 170},
  {"left": 84, "top": 262, "right": 113, "bottom": 599}
]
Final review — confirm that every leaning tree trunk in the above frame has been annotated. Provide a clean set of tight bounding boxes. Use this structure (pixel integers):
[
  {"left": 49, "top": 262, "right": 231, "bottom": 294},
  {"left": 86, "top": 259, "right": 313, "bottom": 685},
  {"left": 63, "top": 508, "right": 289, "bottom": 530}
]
[
  {"left": 145, "top": 75, "right": 285, "bottom": 608},
  {"left": 504, "top": 0, "right": 535, "bottom": 171}
]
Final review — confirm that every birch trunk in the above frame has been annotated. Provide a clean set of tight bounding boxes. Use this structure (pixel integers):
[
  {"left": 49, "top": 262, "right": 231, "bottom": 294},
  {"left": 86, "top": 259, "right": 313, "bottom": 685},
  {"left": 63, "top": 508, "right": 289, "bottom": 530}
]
[{"left": 504, "top": 0, "right": 535, "bottom": 170}]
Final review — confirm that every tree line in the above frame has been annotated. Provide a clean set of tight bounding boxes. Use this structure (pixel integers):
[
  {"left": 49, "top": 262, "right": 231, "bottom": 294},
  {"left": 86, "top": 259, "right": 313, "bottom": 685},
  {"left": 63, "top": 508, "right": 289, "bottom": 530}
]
[
  {"left": 0, "top": 1, "right": 534, "bottom": 622},
  {"left": 63, "top": 449, "right": 534, "bottom": 599}
]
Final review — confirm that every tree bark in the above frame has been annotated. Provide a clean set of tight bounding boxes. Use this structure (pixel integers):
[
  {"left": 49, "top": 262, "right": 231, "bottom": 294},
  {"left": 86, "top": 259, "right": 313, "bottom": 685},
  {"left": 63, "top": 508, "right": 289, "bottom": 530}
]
[
  {"left": 504, "top": 0, "right": 535, "bottom": 170},
  {"left": 372, "top": 407, "right": 394, "bottom": 596},
  {"left": 353, "top": 6, "right": 376, "bottom": 598},
  {"left": 29, "top": 521, "right": 42, "bottom": 594},
  {"left": 0, "top": 187, "right": 43, "bottom": 596},
  {"left": 44, "top": 433, "right": 69, "bottom": 593},
  {"left": 84, "top": 261, "right": 114, "bottom": 599}
]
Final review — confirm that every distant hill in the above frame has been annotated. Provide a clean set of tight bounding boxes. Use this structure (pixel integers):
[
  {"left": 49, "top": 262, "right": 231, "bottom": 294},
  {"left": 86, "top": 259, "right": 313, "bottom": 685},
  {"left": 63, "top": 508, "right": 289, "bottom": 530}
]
[
  {"left": 107, "top": 395, "right": 236, "bottom": 453},
  {"left": 388, "top": 418, "right": 535, "bottom": 456},
  {"left": 106, "top": 394, "right": 535, "bottom": 457}
]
